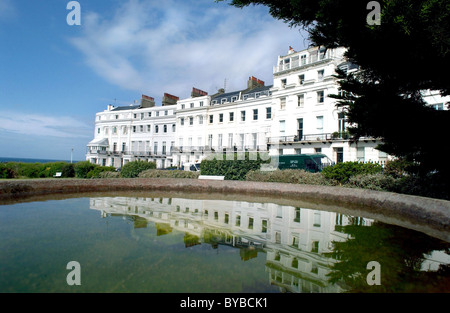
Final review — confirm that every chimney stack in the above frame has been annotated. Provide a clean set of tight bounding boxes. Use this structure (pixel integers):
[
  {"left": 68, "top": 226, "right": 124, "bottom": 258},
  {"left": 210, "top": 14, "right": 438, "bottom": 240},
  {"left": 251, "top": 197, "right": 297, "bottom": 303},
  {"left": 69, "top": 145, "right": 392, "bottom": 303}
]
[
  {"left": 140, "top": 94, "right": 155, "bottom": 108},
  {"left": 191, "top": 87, "right": 208, "bottom": 98},
  {"left": 162, "top": 93, "right": 179, "bottom": 106},
  {"left": 247, "top": 76, "right": 265, "bottom": 90}
]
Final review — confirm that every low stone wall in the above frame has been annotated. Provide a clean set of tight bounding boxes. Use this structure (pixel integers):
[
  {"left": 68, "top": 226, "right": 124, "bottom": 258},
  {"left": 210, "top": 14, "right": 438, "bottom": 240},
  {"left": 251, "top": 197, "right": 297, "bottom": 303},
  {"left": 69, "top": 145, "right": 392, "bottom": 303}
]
[{"left": 1, "top": 178, "right": 449, "bottom": 241}]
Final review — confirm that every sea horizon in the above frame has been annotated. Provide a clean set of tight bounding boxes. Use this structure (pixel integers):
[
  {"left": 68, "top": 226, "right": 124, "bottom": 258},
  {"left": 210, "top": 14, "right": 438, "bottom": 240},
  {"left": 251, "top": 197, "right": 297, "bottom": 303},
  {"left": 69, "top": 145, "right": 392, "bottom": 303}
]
[{"left": 0, "top": 156, "right": 82, "bottom": 164}]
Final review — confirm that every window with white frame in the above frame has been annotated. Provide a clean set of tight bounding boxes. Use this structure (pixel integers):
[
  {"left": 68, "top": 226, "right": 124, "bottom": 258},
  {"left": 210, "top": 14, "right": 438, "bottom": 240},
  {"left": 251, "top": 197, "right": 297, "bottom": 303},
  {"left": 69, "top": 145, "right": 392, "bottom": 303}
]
[
  {"left": 251, "top": 133, "right": 257, "bottom": 149},
  {"left": 253, "top": 109, "right": 258, "bottom": 120},
  {"left": 266, "top": 107, "right": 272, "bottom": 119},
  {"left": 280, "top": 97, "right": 286, "bottom": 110},
  {"left": 297, "top": 94, "right": 304, "bottom": 107},
  {"left": 300, "top": 55, "right": 307, "bottom": 65},
  {"left": 316, "top": 116, "right": 324, "bottom": 133},
  {"left": 239, "top": 134, "right": 244, "bottom": 149},
  {"left": 357, "top": 147, "right": 365, "bottom": 162},
  {"left": 229, "top": 112, "right": 234, "bottom": 122},
  {"left": 279, "top": 120, "right": 286, "bottom": 135},
  {"left": 298, "top": 74, "right": 305, "bottom": 85},
  {"left": 317, "top": 90, "right": 324, "bottom": 104},
  {"left": 318, "top": 70, "right": 324, "bottom": 81},
  {"left": 208, "top": 134, "right": 213, "bottom": 147}
]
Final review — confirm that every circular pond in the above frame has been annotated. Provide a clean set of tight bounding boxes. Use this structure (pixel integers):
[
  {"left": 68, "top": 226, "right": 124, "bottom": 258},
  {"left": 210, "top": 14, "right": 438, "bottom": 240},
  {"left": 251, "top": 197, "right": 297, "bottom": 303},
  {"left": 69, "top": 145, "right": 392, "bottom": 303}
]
[{"left": 0, "top": 191, "right": 449, "bottom": 293}]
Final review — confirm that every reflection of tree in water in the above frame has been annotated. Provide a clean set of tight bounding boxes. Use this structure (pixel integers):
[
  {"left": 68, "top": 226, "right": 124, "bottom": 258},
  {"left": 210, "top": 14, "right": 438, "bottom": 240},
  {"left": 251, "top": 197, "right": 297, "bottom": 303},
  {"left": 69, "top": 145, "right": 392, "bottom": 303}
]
[{"left": 326, "top": 218, "right": 450, "bottom": 292}]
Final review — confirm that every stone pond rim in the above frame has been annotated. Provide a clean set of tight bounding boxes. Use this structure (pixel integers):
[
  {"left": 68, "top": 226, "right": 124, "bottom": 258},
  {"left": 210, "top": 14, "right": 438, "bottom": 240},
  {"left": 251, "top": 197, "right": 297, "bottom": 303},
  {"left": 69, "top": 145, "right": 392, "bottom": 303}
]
[{"left": 0, "top": 178, "right": 449, "bottom": 242}]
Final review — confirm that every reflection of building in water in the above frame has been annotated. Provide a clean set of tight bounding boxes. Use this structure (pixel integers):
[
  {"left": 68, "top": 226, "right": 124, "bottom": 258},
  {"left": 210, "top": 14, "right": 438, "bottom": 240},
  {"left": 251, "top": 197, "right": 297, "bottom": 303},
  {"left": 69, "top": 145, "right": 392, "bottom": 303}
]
[
  {"left": 91, "top": 196, "right": 371, "bottom": 293},
  {"left": 90, "top": 197, "right": 450, "bottom": 293}
]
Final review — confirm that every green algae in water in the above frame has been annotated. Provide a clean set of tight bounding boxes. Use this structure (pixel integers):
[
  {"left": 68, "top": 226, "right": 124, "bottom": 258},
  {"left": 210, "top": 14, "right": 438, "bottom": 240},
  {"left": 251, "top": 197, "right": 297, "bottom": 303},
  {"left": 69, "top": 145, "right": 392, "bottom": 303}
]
[{"left": 0, "top": 196, "right": 448, "bottom": 293}]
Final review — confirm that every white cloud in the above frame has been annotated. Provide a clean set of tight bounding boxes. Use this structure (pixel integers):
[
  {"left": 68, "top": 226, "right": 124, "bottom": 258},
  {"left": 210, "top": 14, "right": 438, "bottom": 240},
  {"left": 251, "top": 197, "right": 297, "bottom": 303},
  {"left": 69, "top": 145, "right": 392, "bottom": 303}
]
[
  {"left": 69, "top": 0, "right": 308, "bottom": 100},
  {"left": 0, "top": 111, "right": 92, "bottom": 138}
]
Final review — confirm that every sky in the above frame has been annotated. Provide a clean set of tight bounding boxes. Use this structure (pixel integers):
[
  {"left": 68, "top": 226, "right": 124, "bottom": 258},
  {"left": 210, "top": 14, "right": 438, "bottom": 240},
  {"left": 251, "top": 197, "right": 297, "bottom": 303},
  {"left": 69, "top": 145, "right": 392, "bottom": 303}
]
[{"left": 0, "top": 0, "right": 308, "bottom": 161}]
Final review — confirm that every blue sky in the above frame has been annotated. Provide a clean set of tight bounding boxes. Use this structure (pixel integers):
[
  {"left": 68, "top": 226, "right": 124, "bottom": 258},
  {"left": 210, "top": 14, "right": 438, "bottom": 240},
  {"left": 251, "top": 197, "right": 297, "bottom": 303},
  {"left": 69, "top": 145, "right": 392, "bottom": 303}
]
[{"left": 0, "top": 0, "right": 307, "bottom": 161}]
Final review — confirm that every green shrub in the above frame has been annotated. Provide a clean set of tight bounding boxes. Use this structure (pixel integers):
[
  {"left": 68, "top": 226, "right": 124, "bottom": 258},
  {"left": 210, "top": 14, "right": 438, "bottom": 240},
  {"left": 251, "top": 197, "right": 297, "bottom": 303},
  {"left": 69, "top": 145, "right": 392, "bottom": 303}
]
[
  {"left": 74, "top": 161, "right": 97, "bottom": 178},
  {"left": 97, "top": 171, "right": 121, "bottom": 179},
  {"left": 383, "top": 158, "right": 415, "bottom": 178},
  {"left": 120, "top": 160, "right": 156, "bottom": 178},
  {"left": 18, "top": 163, "right": 41, "bottom": 178},
  {"left": 0, "top": 164, "right": 17, "bottom": 179},
  {"left": 139, "top": 169, "right": 200, "bottom": 179},
  {"left": 61, "top": 163, "right": 75, "bottom": 178},
  {"left": 246, "top": 169, "right": 337, "bottom": 185},
  {"left": 321, "top": 161, "right": 383, "bottom": 183},
  {"left": 40, "top": 162, "right": 73, "bottom": 178},
  {"left": 346, "top": 173, "right": 398, "bottom": 191},
  {"left": 86, "top": 166, "right": 116, "bottom": 178},
  {"left": 200, "top": 152, "right": 269, "bottom": 180}
]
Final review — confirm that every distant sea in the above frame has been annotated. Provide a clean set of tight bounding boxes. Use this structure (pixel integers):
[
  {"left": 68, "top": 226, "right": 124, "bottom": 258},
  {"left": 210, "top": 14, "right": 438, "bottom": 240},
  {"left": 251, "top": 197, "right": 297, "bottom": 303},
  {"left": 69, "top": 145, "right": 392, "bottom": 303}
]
[{"left": 0, "top": 157, "right": 81, "bottom": 164}]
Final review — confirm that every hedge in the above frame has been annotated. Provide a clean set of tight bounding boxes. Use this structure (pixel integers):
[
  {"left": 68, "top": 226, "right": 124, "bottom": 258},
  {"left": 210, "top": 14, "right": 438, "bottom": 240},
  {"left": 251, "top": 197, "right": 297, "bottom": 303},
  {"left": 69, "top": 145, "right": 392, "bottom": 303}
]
[
  {"left": 120, "top": 160, "right": 157, "bottom": 178},
  {"left": 139, "top": 169, "right": 199, "bottom": 179},
  {"left": 1, "top": 162, "right": 75, "bottom": 178},
  {"left": 200, "top": 152, "right": 270, "bottom": 181},
  {"left": 246, "top": 169, "right": 337, "bottom": 186}
]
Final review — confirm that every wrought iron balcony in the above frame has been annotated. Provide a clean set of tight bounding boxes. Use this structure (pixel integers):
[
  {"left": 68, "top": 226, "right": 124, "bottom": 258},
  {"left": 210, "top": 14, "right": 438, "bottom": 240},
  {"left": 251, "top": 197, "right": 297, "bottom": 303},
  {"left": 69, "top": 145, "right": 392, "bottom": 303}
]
[{"left": 267, "top": 132, "right": 351, "bottom": 144}]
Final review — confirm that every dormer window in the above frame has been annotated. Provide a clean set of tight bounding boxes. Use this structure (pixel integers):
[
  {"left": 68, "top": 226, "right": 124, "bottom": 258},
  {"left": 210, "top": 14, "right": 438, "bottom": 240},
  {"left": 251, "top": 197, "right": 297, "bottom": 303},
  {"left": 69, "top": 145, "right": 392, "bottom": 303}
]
[
  {"left": 300, "top": 55, "right": 307, "bottom": 65},
  {"left": 231, "top": 96, "right": 237, "bottom": 102},
  {"left": 281, "top": 79, "right": 287, "bottom": 88},
  {"left": 221, "top": 98, "right": 227, "bottom": 104}
]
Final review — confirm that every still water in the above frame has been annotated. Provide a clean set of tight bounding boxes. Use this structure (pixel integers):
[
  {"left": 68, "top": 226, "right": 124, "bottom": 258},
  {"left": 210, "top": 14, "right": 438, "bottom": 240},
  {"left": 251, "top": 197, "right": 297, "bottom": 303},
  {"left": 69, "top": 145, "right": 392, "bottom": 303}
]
[{"left": 0, "top": 195, "right": 449, "bottom": 293}]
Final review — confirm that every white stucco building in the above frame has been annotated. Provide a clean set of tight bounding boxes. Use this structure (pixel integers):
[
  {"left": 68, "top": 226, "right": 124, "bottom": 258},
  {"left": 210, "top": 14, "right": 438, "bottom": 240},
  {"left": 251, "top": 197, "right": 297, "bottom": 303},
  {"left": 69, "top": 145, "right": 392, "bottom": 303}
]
[
  {"left": 86, "top": 45, "right": 449, "bottom": 169},
  {"left": 86, "top": 94, "right": 178, "bottom": 169}
]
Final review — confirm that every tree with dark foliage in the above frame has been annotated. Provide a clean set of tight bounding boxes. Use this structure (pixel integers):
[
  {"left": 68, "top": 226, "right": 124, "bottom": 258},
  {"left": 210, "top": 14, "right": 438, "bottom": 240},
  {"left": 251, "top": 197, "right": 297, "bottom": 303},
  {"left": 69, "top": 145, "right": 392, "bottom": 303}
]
[{"left": 218, "top": 0, "right": 450, "bottom": 182}]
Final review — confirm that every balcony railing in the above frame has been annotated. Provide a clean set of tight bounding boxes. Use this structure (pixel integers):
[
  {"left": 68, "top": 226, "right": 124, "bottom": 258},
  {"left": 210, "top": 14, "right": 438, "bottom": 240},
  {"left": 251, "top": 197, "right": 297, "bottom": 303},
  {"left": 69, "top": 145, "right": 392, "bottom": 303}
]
[
  {"left": 86, "top": 150, "right": 173, "bottom": 157},
  {"left": 273, "top": 52, "right": 331, "bottom": 74},
  {"left": 172, "top": 145, "right": 268, "bottom": 154},
  {"left": 267, "top": 132, "right": 351, "bottom": 144}
]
